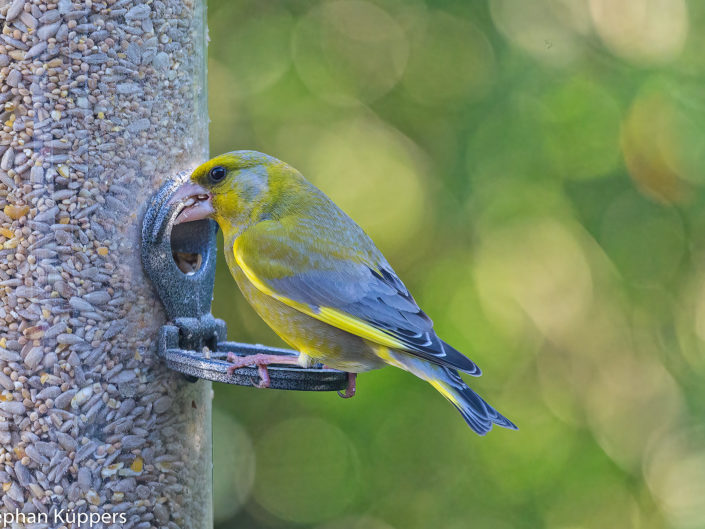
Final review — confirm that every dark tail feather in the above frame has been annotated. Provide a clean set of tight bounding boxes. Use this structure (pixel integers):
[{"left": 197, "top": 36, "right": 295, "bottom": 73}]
[
  {"left": 450, "top": 376, "right": 518, "bottom": 435},
  {"left": 432, "top": 366, "right": 517, "bottom": 435},
  {"left": 440, "top": 339, "right": 482, "bottom": 376},
  {"left": 389, "top": 350, "right": 517, "bottom": 435}
]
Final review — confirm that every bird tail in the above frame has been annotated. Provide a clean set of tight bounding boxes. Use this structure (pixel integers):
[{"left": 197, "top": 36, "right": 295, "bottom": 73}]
[
  {"left": 381, "top": 348, "right": 517, "bottom": 435},
  {"left": 428, "top": 367, "right": 517, "bottom": 435}
]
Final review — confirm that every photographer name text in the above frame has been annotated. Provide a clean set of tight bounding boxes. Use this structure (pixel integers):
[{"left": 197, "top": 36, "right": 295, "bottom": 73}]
[{"left": 0, "top": 509, "right": 127, "bottom": 527}]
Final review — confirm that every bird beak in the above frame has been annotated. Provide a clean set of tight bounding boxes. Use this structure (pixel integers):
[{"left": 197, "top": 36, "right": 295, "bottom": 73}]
[{"left": 167, "top": 182, "right": 214, "bottom": 224}]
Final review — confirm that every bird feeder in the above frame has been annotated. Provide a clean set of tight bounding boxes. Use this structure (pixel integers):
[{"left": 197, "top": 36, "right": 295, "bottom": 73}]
[
  {"left": 0, "top": 1, "right": 346, "bottom": 527},
  {"left": 141, "top": 175, "right": 348, "bottom": 392},
  {"left": 0, "top": 0, "right": 213, "bottom": 526}
]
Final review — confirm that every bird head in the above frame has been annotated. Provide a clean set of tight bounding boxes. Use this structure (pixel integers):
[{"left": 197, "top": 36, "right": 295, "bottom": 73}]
[{"left": 169, "top": 150, "right": 286, "bottom": 233}]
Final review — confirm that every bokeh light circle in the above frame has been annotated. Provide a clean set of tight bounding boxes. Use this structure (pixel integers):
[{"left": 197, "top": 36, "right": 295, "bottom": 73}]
[
  {"left": 622, "top": 80, "right": 705, "bottom": 203},
  {"left": 540, "top": 77, "right": 621, "bottom": 180},
  {"left": 585, "top": 355, "right": 685, "bottom": 471},
  {"left": 305, "top": 115, "right": 429, "bottom": 254},
  {"left": 400, "top": 11, "right": 495, "bottom": 106},
  {"left": 645, "top": 426, "right": 705, "bottom": 528},
  {"left": 599, "top": 192, "right": 685, "bottom": 285},
  {"left": 213, "top": 408, "right": 255, "bottom": 523},
  {"left": 490, "top": 0, "right": 588, "bottom": 65},
  {"left": 208, "top": 4, "right": 294, "bottom": 96},
  {"left": 252, "top": 417, "right": 358, "bottom": 524},
  {"left": 474, "top": 218, "right": 594, "bottom": 340},
  {"left": 590, "top": 0, "right": 688, "bottom": 65},
  {"left": 292, "top": 0, "right": 409, "bottom": 106}
]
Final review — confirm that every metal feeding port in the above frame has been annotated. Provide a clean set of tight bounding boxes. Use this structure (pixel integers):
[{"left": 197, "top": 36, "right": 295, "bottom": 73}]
[{"left": 141, "top": 174, "right": 348, "bottom": 392}]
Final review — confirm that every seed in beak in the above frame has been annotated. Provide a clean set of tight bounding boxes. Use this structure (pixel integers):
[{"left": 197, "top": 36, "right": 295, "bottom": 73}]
[
  {"left": 181, "top": 194, "right": 210, "bottom": 208},
  {"left": 168, "top": 183, "right": 215, "bottom": 224}
]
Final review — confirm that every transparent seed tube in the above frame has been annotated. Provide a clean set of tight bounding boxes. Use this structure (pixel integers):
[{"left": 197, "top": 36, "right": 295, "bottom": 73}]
[{"left": 0, "top": 0, "right": 211, "bottom": 527}]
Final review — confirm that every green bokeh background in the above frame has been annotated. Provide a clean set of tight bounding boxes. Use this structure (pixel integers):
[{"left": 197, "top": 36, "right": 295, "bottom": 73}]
[{"left": 207, "top": 1, "right": 705, "bottom": 528}]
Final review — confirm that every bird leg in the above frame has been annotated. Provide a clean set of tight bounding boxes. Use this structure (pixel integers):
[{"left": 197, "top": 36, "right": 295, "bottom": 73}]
[
  {"left": 337, "top": 372, "right": 357, "bottom": 399},
  {"left": 226, "top": 353, "right": 300, "bottom": 389}
]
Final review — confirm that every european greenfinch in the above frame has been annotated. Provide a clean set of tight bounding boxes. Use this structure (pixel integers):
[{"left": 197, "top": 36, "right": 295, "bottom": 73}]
[{"left": 169, "top": 150, "right": 516, "bottom": 435}]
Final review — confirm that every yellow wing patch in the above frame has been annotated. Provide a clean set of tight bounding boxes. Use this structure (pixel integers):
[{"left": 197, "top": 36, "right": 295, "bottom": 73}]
[
  {"left": 315, "top": 306, "right": 406, "bottom": 349},
  {"left": 233, "top": 240, "right": 407, "bottom": 350}
]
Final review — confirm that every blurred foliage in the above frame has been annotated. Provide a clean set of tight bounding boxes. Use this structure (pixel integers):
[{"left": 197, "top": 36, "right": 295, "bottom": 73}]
[{"left": 207, "top": 1, "right": 705, "bottom": 528}]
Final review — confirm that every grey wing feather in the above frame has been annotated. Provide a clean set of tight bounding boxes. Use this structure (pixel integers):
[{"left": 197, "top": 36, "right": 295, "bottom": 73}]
[{"left": 269, "top": 262, "right": 482, "bottom": 376}]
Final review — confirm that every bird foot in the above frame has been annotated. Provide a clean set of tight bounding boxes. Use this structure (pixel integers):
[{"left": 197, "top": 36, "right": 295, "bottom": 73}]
[
  {"left": 337, "top": 372, "right": 357, "bottom": 399},
  {"left": 226, "top": 352, "right": 300, "bottom": 389}
]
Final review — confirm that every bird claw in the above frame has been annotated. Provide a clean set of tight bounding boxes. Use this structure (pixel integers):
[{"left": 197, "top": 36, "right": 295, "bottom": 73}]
[
  {"left": 256, "top": 364, "right": 271, "bottom": 388},
  {"left": 226, "top": 352, "right": 299, "bottom": 389},
  {"left": 337, "top": 372, "right": 357, "bottom": 399},
  {"left": 249, "top": 376, "right": 270, "bottom": 389}
]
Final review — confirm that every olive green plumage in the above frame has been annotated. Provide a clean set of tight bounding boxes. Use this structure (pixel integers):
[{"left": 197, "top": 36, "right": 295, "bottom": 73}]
[{"left": 186, "top": 150, "right": 516, "bottom": 435}]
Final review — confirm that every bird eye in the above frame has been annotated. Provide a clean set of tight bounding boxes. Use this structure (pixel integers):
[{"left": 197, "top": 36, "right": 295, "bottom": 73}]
[{"left": 208, "top": 166, "right": 227, "bottom": 184}]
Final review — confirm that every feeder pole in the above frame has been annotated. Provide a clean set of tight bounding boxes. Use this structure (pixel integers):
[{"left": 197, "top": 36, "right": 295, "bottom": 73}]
[{"left": 0, "top": 0, "right": 211, "bottom": 527}]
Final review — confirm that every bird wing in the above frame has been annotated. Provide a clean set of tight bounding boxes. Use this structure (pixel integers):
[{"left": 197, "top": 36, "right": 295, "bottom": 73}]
[{"left": 231, "top": 218, "right": 481, "bottom": 376}]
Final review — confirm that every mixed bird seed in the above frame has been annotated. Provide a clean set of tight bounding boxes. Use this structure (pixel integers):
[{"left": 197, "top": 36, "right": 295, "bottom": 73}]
[{"left": 0, "top": 0, "right": 211, "bottom": 527}]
